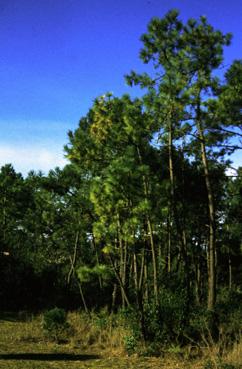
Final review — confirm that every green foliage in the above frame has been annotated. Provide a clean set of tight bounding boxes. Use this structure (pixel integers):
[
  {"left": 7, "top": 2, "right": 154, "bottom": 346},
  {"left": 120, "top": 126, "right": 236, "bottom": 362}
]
[
  {"left": 119, "top": 307, "right": 142, "bottom": 338},
  {"left": 187, "top": 288, "right": 242, "bottom": 350},
  {"left": 77, "top": 264, "right": 112, "bottom": 283},
  {"left": 143, "top": 288, "right": 189, "bottom": 344},
  {"left": 123, "top": 335, "right": 137, "bottom": 356},
  {"left": 216, "top": 288, "right": 242, "bottom": 343},
  {"left": 189, "top": 306, "right": 220, "bottom": 343},
  {"left": 42, "top": 308, "right": 71, "bottom": 342}
]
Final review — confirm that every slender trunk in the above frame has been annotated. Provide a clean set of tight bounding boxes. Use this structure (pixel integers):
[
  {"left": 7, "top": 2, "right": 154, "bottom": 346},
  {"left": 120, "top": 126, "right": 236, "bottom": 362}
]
[
  {"left": 67, "top": 231, "right": 80, "bottom": 285},
  {"left": 147, "top": 218, "right": 158, "bottom": 303},
  {"left": 228, "top": 254, "right": 232, "bottom": 290},
  {"left": 77, "top": 280, "right": 89, "bottom": 314},
  {"left": 136, "top": 145, "right": 158, "bottom": 304},
  {"left": 167, "top": 213, "right": 172, "bottom": 273},
  {"left": 133, "top": 246, "right": 147, "bottom": 340},
  {"left": 123, "top": 240, "right": 127, "bottom": 294},
  {"left": 168, "top": 119, "right": 190, "bottom": 305},
  {"left": 195, "top": 257, "right": 201, "bottom": 304},
  {"left": 68, "top": 230, "right": 89, "bottom": 313},
  {"left": 120, "top": 240, "right": 125, "bottom": 308},
  {"left": 117, "top": 214, "right": 127, "bottom": 308},
  {"left": 168, "top": 121, "right": 188, "bottom": 260},
  {"left": 91, "top": 235, "right": 103, "bottom": 289},
  {"left": 111, "top": 283, "right": 117, "bottom": 311},
  {"left": 133, "top": 243, "right": 144, "bottom": 295},
  {"left": 144, "top": 261, "right": 148, "bottom": 302},
  {"left": 196, "top": 107, "right": 216, "bottom": 310},
  {"left": 133, "top": 250, "right": 138, "bottom": 291},
  {"left": 109, "top": 254, "right": 130, "bottom": 307},
  {"left": 139, "top": 247, "right": 145, "bottom": 290}
]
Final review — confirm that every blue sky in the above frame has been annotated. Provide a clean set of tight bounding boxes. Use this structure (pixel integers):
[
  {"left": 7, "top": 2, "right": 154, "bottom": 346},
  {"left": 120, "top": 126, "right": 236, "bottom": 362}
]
[{"left": 0, "top": 0, "right": 241, "bottom": 175}]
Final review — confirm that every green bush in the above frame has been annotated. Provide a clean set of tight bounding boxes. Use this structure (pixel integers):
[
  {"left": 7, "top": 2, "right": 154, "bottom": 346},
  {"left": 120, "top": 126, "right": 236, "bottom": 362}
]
[
  {"left": 189, "top": 306, "right": 220, "bottom": 343},
  {"left": 42, "top": 307, "right": 71, "bottom": 342},
  {"left": 216, "top": 288, "right": 242, "bottom": 343},
  {"left": 142, "top": 288, "right": 189, "bottom": 344},
  {"left": 118, "top": 307, "right": 141, "bottom": 340},
  {"left": 124, "top": 335, "right": 137, "bottom": 355},
  {"left": 190, "top": 288, "right": 242, "bottom": 349}
]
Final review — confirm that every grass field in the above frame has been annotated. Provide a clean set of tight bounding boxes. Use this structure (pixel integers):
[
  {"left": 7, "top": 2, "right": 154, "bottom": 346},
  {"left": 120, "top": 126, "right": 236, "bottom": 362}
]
[{"left": 0, "top": 312, "right": 241, "bottom": 369}]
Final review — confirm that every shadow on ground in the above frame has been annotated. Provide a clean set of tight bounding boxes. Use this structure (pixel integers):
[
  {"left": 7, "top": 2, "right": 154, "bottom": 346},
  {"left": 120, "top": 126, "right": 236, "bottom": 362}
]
[{"left": 0, "top": 353, "right": 100, "bottom": 361}]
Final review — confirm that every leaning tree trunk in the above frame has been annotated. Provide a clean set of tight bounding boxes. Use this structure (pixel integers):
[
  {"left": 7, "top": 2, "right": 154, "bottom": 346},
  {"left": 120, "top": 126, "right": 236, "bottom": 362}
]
[
  {"left": 109, "top": 253, "right": 130, "bottom": 307},
  {"left": 67, "top": 230, "right": 80, "bottom": 285}
]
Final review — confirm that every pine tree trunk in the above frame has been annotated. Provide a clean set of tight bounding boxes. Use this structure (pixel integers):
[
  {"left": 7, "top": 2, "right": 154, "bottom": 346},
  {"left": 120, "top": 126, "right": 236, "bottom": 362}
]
[
  {"left": 78, "top": 280, "right": 89, "bottom": 314},
  {"left": 168, "top": 121, "right": 189, "bottom": 287},
  {"left": 119, "top": 239, "right": 125, "bottom": 308},
  {"left": 117, "top": 215, "right": 127, "bottom": 308},
  {"left": 139, "top": 247, "right": 145, "bottom": 290},
  {"left": 196, "top": 118, "right": 216, "bottom": 310},
  {"left": 167, "top": 213, "right": 172, "bottom": 273},
  {"left": 67, "top": 230, "right": 80, "bottom": 285},
  {"left": 136, "top": 145, "right": 158, "bottom": 304},
  {"left": 147, "top": 218, "right": 158, "bottom": 303},
  {"left": 228, "top": 254, "right": 232, "bottom": 290},
  {"left": 195, "top": 258, "right": 201, "bottom": 304},
  {"left": 133, "top": 249, "right": 139, "bottom": 298},
  {"left": 109, "top": 254, "right": 130, "bottom": 307},
  {"left": 111, "top": 283, "right": 117, "bottom": 311},
  {"left": 144, "top": 262, "right": 149, "bottom": 302},
  {"left": 91, "top": 235, "right": 103, "bottom": 289}
]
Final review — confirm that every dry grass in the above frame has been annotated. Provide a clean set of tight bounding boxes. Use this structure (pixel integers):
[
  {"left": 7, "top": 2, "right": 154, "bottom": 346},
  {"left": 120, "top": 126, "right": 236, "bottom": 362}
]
[
  {"left": 68, "top": 310, "right": 132, "bottom": 355},
  {"left": 191, "top": 330, "right": 242, "bottom": 369},
  {"left": 225, "top": 336, "right": 242, "bottom": 367},
  {"left": 0, "top": 311, "right": 241, "bottom": 369}
]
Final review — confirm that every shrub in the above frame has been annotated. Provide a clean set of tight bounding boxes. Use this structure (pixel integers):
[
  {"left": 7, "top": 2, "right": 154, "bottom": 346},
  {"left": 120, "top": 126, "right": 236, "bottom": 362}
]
[
  {"left": 216, "top": 288, "right": 242, "bottom": 345},
  {"left": 142, "top": 288, "right": 189, "bottom": 344},
  {"left": 118, "top": 307, "right": 141, "bottom": 340},
  {"left": 124, "top": 335, "right": 137, "bottom": 355},
  {"left": 42, "top": 307, "right": 71, "bottom": 342}
]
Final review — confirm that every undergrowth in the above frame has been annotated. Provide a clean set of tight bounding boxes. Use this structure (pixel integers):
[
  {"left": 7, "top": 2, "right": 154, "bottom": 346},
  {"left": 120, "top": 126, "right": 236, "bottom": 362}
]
[{"left": 0, "top": 309, "right": 241, "bottom": 368}]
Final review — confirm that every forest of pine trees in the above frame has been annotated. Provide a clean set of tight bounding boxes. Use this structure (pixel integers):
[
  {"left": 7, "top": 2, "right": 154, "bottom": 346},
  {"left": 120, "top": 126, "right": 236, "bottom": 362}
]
[{"left": 0, "top": 10, "right": 241, "bottom": 346}]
